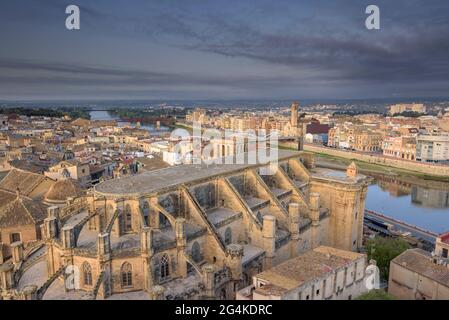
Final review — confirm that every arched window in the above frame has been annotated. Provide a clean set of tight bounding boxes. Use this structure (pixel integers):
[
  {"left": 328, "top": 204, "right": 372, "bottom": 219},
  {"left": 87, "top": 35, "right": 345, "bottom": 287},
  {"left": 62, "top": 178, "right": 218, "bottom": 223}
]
[
  {"left": 191, "top": 242, "right": 202, "bottom": 263},
  {"left": 82, "top": 262, "right": 92, "bottom": 286},
  {"left": 224, "top": 227, "right": 232, "bottom": 245},
  {"left": 160, "top": 254, "right": 170, "bottom": 279},
  {"left": 121, "top": 262, "right": 133, "bottom": 287}
]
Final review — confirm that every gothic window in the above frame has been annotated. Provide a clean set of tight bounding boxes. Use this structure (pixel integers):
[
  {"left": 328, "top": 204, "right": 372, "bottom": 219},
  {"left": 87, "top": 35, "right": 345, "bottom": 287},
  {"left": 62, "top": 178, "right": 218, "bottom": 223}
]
[
  {"left": 121, "top": 262, "right": 133, "bottom": 287},
  {"left": 82, "top": 262, "right": 93, "bottom": 286},
  {"left": 224, "top": 227, "right": 232, "bottom": 245},
  {"left": 160, "top": 254, "right": 170, "bottom": 279},
  {"left": 191, "top": 242, "right": 201, "bottom": 263}
]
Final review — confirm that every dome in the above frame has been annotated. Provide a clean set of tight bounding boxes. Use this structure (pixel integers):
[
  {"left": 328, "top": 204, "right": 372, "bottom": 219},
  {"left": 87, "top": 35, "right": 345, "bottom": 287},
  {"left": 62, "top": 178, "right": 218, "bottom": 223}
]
[{"left": 44, "top": 178, "right": 83, "bottom": 204}]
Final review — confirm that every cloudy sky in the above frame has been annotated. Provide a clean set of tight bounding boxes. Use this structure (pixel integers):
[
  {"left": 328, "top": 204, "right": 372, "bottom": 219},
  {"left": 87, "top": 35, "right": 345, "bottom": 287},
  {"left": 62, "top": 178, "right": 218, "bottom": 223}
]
[{"left": 1, "top": 0, "right": 449, "bottom": 100}]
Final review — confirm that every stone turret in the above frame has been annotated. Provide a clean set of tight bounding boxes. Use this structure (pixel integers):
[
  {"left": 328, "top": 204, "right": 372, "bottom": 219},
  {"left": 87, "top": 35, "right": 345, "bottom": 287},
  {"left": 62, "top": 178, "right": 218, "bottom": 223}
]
[
  {"left": 226, "top": 244, "right": 244, "bottom": 281},
  {"left": 346, "top": 161, "right": 358, "bottom": 178},
  {"left": 288, "top": 203, "right": 301, "bottom": 257},
  {"left": 288, "top": 203, "right": 300, "bottom": 234},
  {"left": 202, "top": 264, "right": 216, "bottom": 299},
  {"left": 262, "top": 215, "right": 276, "bottom": 268}
]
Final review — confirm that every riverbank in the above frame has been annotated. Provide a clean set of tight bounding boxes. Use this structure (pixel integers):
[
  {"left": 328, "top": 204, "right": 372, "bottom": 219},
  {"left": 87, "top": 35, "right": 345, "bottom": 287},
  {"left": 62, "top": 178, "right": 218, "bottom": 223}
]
[{"left": 302, "top": 144, "right": 449, "bottom": 182}]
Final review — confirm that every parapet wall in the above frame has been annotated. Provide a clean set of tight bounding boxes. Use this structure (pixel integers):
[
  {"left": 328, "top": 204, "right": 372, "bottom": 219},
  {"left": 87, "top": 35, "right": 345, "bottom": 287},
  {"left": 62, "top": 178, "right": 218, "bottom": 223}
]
[{"left": 303, "top": 144, "right": 449, "bottom": 177}]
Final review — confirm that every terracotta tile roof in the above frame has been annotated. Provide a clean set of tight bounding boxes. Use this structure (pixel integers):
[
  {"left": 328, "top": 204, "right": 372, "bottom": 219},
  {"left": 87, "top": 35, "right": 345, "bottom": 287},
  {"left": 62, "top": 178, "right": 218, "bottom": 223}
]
[
  {"left": 0, "top": 169, "right": 46, "bottom": 196},
  {"left": 44, "top": 178, "right": 84, "bottom": 203},
  {"left": 0, "top": 190, "right": 48, "bottom": 227},
  {"left": 255, "top": 246, "right": 365, "bottom": 292},
  {"left": 392, "top": 249, "right": 449, "bottom": 286}
]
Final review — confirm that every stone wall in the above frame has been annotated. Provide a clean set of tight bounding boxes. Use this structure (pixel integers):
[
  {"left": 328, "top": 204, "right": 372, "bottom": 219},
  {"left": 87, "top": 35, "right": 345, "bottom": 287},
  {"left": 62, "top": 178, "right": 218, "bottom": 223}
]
[{"left": 303, "top": 144, "right": 449, "bottom": 177}]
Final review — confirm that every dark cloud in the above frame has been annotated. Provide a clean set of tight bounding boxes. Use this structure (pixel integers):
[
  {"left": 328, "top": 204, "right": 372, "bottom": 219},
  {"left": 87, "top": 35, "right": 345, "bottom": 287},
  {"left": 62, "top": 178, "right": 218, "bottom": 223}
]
[{"left": 1, "top": 0, "right": 449, "bottom": 99}]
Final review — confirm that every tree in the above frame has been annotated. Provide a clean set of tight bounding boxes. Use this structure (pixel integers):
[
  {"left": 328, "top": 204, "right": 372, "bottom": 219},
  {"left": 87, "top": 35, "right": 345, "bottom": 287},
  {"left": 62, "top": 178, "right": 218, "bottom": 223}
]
[
  {"left": 356, "top": 289, "right": 395, "bottom": 300},
  {"left": 365, "top": 236, "right": 410, "bottom": 280}
]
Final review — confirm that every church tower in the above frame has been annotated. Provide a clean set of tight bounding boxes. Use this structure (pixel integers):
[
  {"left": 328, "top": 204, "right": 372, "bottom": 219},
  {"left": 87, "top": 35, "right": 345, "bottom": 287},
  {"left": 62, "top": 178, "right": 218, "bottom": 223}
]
[{"left": 291, "top": 102, "right": 299, "bottom": 127}]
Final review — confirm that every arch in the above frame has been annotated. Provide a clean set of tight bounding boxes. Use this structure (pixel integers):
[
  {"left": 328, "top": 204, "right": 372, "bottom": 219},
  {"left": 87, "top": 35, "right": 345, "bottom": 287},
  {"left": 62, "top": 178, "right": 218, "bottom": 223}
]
[
  {"left": 224, "top": 227, "right": 232, "bottom": 245},
  {"left": 191, "top": 241, "right": 202, "bottom": 263},
  {"left": 82, "top": 262, "right": 93, "bottom": 286},
  {"left": 160, "top": 254, "right": 170, "bottom": 280},
  {"left": 121, "top": 262, "right": 133, "bottom": 287},
  {"left": 153, "top": 203, "right": 177, "bottom": 229}
]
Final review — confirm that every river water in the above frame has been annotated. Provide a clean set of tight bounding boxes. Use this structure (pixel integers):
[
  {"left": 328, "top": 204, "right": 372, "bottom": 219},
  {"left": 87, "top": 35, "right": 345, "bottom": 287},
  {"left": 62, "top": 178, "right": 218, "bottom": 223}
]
[
  {"left": 89, "top": 110, "right": 170, "bottom": 134},
  {"left": 366, "top": 175, "right": 449, "bottom": 234}
]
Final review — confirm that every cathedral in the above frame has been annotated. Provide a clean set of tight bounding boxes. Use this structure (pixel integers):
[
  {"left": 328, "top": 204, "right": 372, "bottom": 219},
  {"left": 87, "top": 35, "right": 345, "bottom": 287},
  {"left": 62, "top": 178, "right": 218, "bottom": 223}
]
[{"left": 0, "top": 148, "right": 369, "bottom": 300}]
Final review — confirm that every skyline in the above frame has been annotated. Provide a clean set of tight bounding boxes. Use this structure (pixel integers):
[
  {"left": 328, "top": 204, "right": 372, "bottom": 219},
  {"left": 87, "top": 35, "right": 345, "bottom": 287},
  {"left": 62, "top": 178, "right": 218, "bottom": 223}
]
[{"left": 1, "top": 0, "right": 449, "bottom": 100}]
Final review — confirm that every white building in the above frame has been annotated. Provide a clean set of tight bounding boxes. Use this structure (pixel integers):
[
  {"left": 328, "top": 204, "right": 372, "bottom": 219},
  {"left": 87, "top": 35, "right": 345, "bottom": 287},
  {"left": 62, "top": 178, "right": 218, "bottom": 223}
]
[
  {"left": 237, "top": 246, "right": 374, "bottom": 300},
  {"left": 416, "top": 135, "right": 449, "bottom": 163}
]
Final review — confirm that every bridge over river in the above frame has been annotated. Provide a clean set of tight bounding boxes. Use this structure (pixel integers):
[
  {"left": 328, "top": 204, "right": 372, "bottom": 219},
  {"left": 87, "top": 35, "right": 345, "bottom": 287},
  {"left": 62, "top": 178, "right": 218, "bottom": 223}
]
[{"left": 364, "top": 209, "right": 439, "bottom": 250}]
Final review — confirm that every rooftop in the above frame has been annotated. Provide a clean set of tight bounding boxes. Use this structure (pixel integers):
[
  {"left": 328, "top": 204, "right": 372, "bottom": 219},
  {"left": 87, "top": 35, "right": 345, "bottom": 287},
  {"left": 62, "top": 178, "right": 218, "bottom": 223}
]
[
  {"left": 392, "top": 248, "right": 449, "bottom": 286},
  {"left": 311, "top": 167, "right": 367, "bottom": 184},
  {"left": 254, "top": 246, "right": 365, "bottom": 293},
  {"left": 95, "top": 150, "right": 301, "bottom": 197}
]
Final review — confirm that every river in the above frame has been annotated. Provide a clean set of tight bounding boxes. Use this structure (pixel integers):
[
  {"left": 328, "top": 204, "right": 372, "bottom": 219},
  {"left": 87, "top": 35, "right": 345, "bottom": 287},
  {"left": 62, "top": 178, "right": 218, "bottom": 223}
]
[
  {"left": 366, "top": 174, "right": 449, "bottom": 234},
  {"left": 89, "top": 110, "right": 171, "bottom": 134}
]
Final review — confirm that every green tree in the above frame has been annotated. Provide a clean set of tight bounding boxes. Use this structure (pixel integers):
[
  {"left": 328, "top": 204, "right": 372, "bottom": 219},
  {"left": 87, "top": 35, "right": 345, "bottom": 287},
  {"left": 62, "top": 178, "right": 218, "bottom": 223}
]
[
  {"left": 356, "top": 289, "right": 395, "bottom": 300},
  {"left": 365, "top": 236, "right": 410, "bottom": 280}
]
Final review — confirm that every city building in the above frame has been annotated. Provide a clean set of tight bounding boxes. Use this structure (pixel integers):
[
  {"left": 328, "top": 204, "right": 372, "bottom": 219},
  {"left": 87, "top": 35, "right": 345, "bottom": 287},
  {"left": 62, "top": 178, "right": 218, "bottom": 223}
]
[
  {"left": 382, "top": 136, "right": 416, "bottom": 160},
  {"left": 416, "top": 135, "right": 449, "bottom": 163},
  {"left": 236, "top": 246, "right": 371, "bottom": 300},
  {"left": 389, "top": 103, "right": 426, "bottom": 115},
  {"left": 352, "top": 130, "right": 382, "bottom": 152},
  {"left": 0, "top": 151, "right": 370, "bottom": 300},
  {"left": 388, "top": 247, "right": 449, "bottom": 300}
]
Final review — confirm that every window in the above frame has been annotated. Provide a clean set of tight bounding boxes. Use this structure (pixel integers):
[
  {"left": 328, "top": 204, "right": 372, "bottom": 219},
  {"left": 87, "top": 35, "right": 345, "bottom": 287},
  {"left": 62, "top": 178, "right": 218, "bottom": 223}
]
[
  {"left": 443, "top": 248, "right": 448, "bottom": 258},
  {"left": 224, "top": 227, "right": 232, "bottom": 245},
  {"left": 83, "top": 262, "right": 93, "bottom": 286},
  {"left": 316, "top": 289, "right": 320, "bottom": 295},
  {"left": 160, "top": 254, "right": 170, "bottom": 280},
  {"left": 10, "top": 233, "right": 21, "bottom": 243},
  {"left": 191, "top": 242, "right": 202, "bottom": 263},
  {"left": 121, "top": 262, "right": 133, "bottom": 287},
  {"left": 306, "top": 295, "right": 310, "bottom": 300}
]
